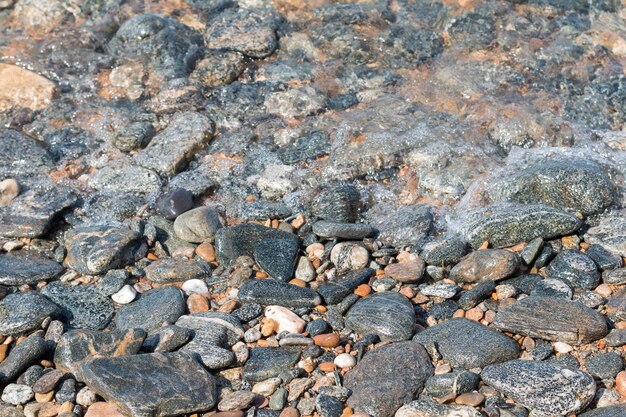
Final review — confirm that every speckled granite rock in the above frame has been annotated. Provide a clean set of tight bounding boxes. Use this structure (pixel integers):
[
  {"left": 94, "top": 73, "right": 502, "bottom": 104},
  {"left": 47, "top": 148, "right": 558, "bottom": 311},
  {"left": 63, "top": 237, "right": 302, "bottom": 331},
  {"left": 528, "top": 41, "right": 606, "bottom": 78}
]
[
  {"left": 0, "top": 292, "right": 59, "bottom": 336},
  {"left": 0, "top": 253, "right": 63, "bottom": 286},
  {"left": 41, "top": 282, "right": 114, "bottom": 330}
]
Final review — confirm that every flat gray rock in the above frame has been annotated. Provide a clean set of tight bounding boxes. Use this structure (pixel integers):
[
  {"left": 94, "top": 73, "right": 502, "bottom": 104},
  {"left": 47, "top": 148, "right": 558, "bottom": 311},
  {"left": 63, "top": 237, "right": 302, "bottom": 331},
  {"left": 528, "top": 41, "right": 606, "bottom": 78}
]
[
  {"left": 482, "top": 360, "right": 596, "bottom": 416},
  {"left": 88, "top": 164, "right": 162, "bottom": 194},
  {"left": 0, "top": 129, "right": 53, "bottom": 179},
  {"left": 238, "top": 279, "right": 321, "bottom": 308},
  {"left": 115, "top": 287, "right": 186, "bottom": 332},
  {"left": 494, "top": 296, "right": 607, "bottom": 345},
  {"left": 414, "top": 318, "right": 519, "bottom": 369},
  {"left": 254, "top": 238, "right": 299, "bottom": 281},
  {"left": 396, "top": 400, "right": 482, "bottom": 417},
  {"left": 81, "top": 352, "right": 217, "bottom": 417},
  {"left": 0, "top": 253, "right": 63, "bottom": 286},
  {"left": 0, "top": 292, "right": 59, "bottom": 336},
  {"left": 365, "top": 204, "right": 433, "bottom": 248},
  {"left": 0, "top": 335, "right": 47, "bottom": 387},
  {"left": 41, "top": 282, "right": 114, "bottom": 330},
  {"left": 243, "top": 347, "right": 301, "bottom": 382},
  {"left": 215, "top": 223, "right": 299, "bottom": 264},
  {"left": 585, "top": 212, "right": 626, "bottom": 258},
  {"left": 547, "top": 250, "right": 600, "bottom": 290},
  {"left": 345, "top": 292, "right": 415, "bottom": 342},
  {"left": 144, "top": 257, "right": 212, "bottom": 283}
]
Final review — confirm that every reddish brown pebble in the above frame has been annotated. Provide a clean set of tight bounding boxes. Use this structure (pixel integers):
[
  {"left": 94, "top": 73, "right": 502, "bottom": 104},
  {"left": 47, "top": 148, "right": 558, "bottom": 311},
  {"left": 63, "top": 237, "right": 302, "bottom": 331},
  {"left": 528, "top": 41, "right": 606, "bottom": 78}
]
[
  {"left": 289, "top": 278, "right": 306, "bottom": 287},
  {"left": 196, "top": 242, "right": 216, "bottom": 262},
  {"left": 354, "top": 284, "right": 371, "bottom": 297},
  {"left": 453, "top": 309, "right": 465, "bottom": 318},
  {"left": 187, "top": 293, "right": 209, "bottom": 313},
  {"left": 455, "top": 392, "right": 485, "bottom": 407},
  {"left": 279, "top": 407, "right": 300, "bottom": 417},
  {"left": 484, "top": 310, "right": 496, "bottom": 323},
  {"left": 341, "top": 407, "right": 353, "bottom": 417},
  {"left": 616, "top": 321, "right": 626, "bottom": 330},
  {"left": 465, "top": 307, "right": 483, "bottom": 322},
  {"left": 399, "top": 286, "right": 416, "bottom": 299},
  {"left": 256, "top": 271, "right": 269, "bottom": 278},
  {"left": 313, "top": 333, "right": 341, "bottom": 348},
  {"left": 318, "top": 362, "right": 337, "bottom": 373},
  {"left": 213, "top": 412, "right": 245, "bottom": 417},
  {"left": 0, "top": 344, "right": 7, "bottom": 362},
  {"left": 84, "top": 402, "right": 125, "bottom": 417},
  {"left": 384, "top": 260, "right": 425, "bottom": 283},
  {"left": 616, "top": 371, "right": 626, "bottom": 397}
]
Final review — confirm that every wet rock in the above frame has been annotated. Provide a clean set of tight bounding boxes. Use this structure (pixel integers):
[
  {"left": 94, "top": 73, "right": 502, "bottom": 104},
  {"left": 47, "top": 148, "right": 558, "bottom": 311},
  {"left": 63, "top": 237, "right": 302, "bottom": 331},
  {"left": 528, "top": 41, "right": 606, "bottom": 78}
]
[
  {"left": 265, "top": 87, "right": 326, "bottom": 119},
  {"left": 384, "top": 260, "right": 425, "bottom": 284},
  {"left": 0, "top": 292, "right": 59, "bottom": 336},
  {"left": 41, "top": 282, "right": 114, "bottom": 330},
  {"left": 586, "top": 244, "right": 622, "bottom": 271},
  {"left": 0, "top": 335, "right": 47, "bottom": 386},
  {"left": 54, "top": 328, "right": 146, "bottom": 381},
  {"left": 396, "top": 399, "right": 483, "bottom": 417},
  {"left": 238, "top": 279, "right": 321, "bottom": 308},
  {"left": 311, "top": 185, "right": 361, "bottom": 223},
  {"left": 142, "top": 325, "right": 193, "bottom": 353},
  {"left": 64, "top": 223, "right": 142, "bottom": 275},
  {"left": 382, "top": 26, "right": 444, "bottom": 68},
  {"left": 458, "top": 203, "right": 582, "bottom": 249},
  {"left": 414, "top": 318, "right": 519, "bottom": 369},
  {"left": 317, "top": 268, "right": 374, "bottom": 305},
  {"left": 585, "top": 213, "right": 626, "bottom": 257},
  {"left": 0, "top": 129, "right": 52, "bottom": 179},
  {"left": 243, "top": 347, "right": 301, "bottom": 382},
  {"left": 312, "top": 221, "right": 374, "bottom": 240},
  {"left": 481, "top": 360, "right": 596, "bottom": 416},
  {"left": 112, "top": 121, "right": 156, "bottom": 152},
  {"left": 585, "top": 352, "right": 623, "bottom": 380},
  {"left": 547, "top": 250, "right": 600, "bottom": 290},
  {"left": 173, "top": 206, "right": 222, "bottom": 243},
  {"left": 81, "top": 352, "right": 217, "bottom": 417},
  {"left": 135, "top": 112, "right": 215, "bottom": 176},
  {"left": 254, "top": 239, "right": 299, "bottom": 281},
  {"left": 420, "top": 237, "right": 467, "bottom": 266},
  {"left": 115, "top": 287, "right": 185, "bottom": 332},
  {"left": 0, "top": 253, "right": 62, "bottom": 286},
  {"left": 365, "top": 204, "right": 433, "bottom": 248},
  {"left": 145, "top": 258, "right": 212, "bottom": 283},
  {"left": 450, "top": 249, "right": 519, "bottom": 283},
  {"left": 0, "top": 65, "right": 56, "bottom": 112},
  {"left": 530, "top": 278, "right": 573, "bottom": 299},
  {"left": 192, "top": 50, "right": 246, "bottom": 87},
  {"left": 84, "top": 192, "right": 144, "bottom": 223},
  {"left": 458, "top": 280, "right": 495, "bottom": 310},
  {"left": 330, "top": 242, "right": 369, "bottom": 274},
  {"left": 215, "top": 224, "right": 299, "bottom": 264},
  {"left": 494, "top": 296, "right": 608, "bottom": 344},
  {"left": 344, "top": 341, "right": 433, "bottom": 417},
  {"left": 156, "top": 188, "right": 194, "bottom": 220},
  {"left": 420, "top": 283, "right": 460, "bottom": 299},
  {"left": 490, "top": 158, "right": 615, "bottom": 216},
  {"left": 108, "top": 14, "right": 205, "bottom": 80},
  {"left": 205, "top": 8, "right": 277, "bottom": 58},
  {"left": 345, "top": 292, "right": 415, "bottom": 342}
]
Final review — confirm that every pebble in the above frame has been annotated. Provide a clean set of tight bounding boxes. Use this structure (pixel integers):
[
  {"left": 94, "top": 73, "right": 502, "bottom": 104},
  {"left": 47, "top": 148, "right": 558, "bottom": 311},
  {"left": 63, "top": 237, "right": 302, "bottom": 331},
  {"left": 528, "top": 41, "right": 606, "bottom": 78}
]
[
  {"left": 334, "top": 353, "right": 356, "bottom": 368},
  {"left": 265, "top": 306, "right": 306, "bottom": 334},
  {"left": 1, "top": 384, "right": 33, "bottom": 405},
  {"left": 313, "top": 221, "right": 374, "bottom": 240},
  {"left": 553, "top": 342, "right": 573, "bottom": 353},
  {"left": 32, "top": 369, "right": 64, "bottom": 393},
  {"left": 111, "top": 284, "right": 137, "bottom": 304},
  {"left": 173, "top": 206, "right": 222, "bottom": 243},
  {"left": 145, "top": 257, "right": 212, "bottom": 283},
  {"left": 587, "top": 244, "right": 622, "bottom": 271},
  {"left": 530, "top": 278, "right": 573, "bottom": 299},
  {"left": 295, "top": 257, "right": 316, "bottom": 282},
  {"left": 547, "top": 250, "right": 600, "bottom": 290},
  {"left": 0, "top": 64, "right": 56, "bottom": 112},
  {"left": 520, "top": 237, "right": 544, "bottom": 265},
  {"left": 345, "top": 292, "right": 416, "bottom": 341},
  {"left": 396, "top": 400, "right": 483, "bottom": 417},
  {"left": 218, "top": 390, "right": 257, "bottom": 412},
  {"left": 317, "top": 268, "right": 375, "bottom": 305},
  {"left": 424, "top": 370, "right": 479, "bottom": 398},
  {"left": 420, "top": 237, "right": 467, "bottom": 266},
  {"left": 330, "top": 243, "right": 370, "bottom": 274},
  {"left": 310, "top": 185, "right": 361, "bottom": 223},
  {"left": 455, "top": 392, "right": 485, "bottom": 407},
  {"left": 313, "top": 333, "right": 340, "bottom": 348},
  {"left": 0, "top": 292, "right": 60, "bottom": 336},
  {"left": 181, "top": 279, "right": 209, "bottom": 295},
  {"left": 41, "top": 282, "right": 114, "bottom": 330},
  {"left": 76, "top": 387, "right": 98, "bottom": 407},
  {"left": 586, "top": 352, "right": 624, "bottom": 380},
  {"left": 115, "top": 287, "right": 186, "bottom": 332},
  {"left": 215, "top": 224, "right": 299, "bottom": 265},
  {"left": 420, "top": 283, "right": 460, "bottom": 299},
  {"left": 316, "top": 394, "right": 343, "bottom": 417},
  {"left": 252, "top": 378, "right": 282, "bottom": 396},
  {"left": 196, "top": 242, "right": 217, "bottom": 262},
  {"left": 384, "top": 260, "right": 425, "bottom": 283},
  {"left": 450, "top": 249, "right": 519, "bottom": 283},
  {"left": 458, "top": 280, "right": 495, "bottom": 310},
  {"left": 616, "top": 371, "right": 626, "bottom": 397},
  {"left": 254, "top": 239, "right": 300, "bottom": 281},
  {"left": 243, "top": 347, "right": 301, "bottom": 382},
  {"left": 84, "top": 402, "right": 126, "bottom": 417},
  {"left": 585, "top": 213, "right": 626, "bottom": 258},
  {"left": 238, "top": 279, "right": 321, "bottom": 308},
  {"left": 155, "top": 188, "right": 194, "bottom": 220},
  {"left": 579, "top": 405, "right": 626, "bottom": 417}
]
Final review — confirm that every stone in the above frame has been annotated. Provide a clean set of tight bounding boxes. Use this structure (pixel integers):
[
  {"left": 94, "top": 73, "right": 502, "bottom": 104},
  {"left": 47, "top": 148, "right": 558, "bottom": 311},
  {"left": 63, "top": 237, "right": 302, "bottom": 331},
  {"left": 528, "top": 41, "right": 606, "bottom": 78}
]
[
  {"left": 156, "top": 189, "right": 194, "bottom": 220},
  {"left": 32, "top": 369, "right": 64, "bottom": 393},
  {"left": 334, "top": 353, "right": 356, "bottom": 368},
  {"left": 238, "top": 279, "right": 321, "bottom": 308},
  {"left": 0, "top": 253, "right": 62, "bottom": 286},
  {"left": 54, "top": 377, "right": 76, "bottom": 403},
  {"left": 414, "top": 318, "right": 519, "bottom": 369},
  {"left": 205, "top": 8, "right": 277, "bottom": 58},
  {"left": 182, "top": 279, "right": 209, "bottom": 295},
  {"left": 81, "top": 352, "right": 217, "bottom": 417},
  {"left": 316, "top": 268, "right": 374, "bottom": 305},
  {"left": 135, "top": 113, "right": 215, "bottom": 176},
  {"left": 396, "top": 399, "right": 483, "bottom": 417},
  {"left": 0, "top": 179, "right": 19, "bottom": 207},
  {"left": 424, "top": 370, "right": 480, "bottom": 399},
  {"left": 365, "top": 204, "right": 432, "bottom": 248},
  {"left": 458, "top": 281, "right": 495, "bottom": 310},
  {"left": 0, "top": 64, "right": 56, "bottom": 112},
  {"left": 481, "top": 360, "right": 596, "bottom": 415},
  {"left": 585, "top": 213, "right": 626, "bottom": 257},
  {"left": 64, "top": 223, "right": 142, "bottom": 275},
  {"left": 218, "top": 390, "right": 257, "bottom": 411},
  {"left": 216, "top": 224, "right": 299, "bottom": 265},
  {"left": 1, "top": 384, "right": 33, "bottom": 405},
  {"left": 54, "top": 328, "right": 146, "bottom": 381},
  {"left": 450, "top": 249, "right": 519, "bottom": 284},
  {"left": 547, "top": 250, "right": 600, "bottom": 290},
  {"left": 330, "top": 242, "right": 369, "bottom": 274},
  {"left": 458, "top": 203, "right": 582, "bottom": 249},
  {"left": 585, "top": 352, "right": 623, "bottom": 380},
  {"left": 420, "top": 237, "right": 467, "bottom": 266},
  {"left": 345, "top": 292, "right": 415, "bottom": 342},
  {"left": 312, "top": 221, "right": 374, "bottom": 239},
  {"left": 587, "top": 244, "right": 622, "bottom": 271},
  {"left": 579, "top": 405, "right": 626, "bottom": 417},
  {"left": 112, "top": 121, "right": 156, "bottom": 152},
  {"left": 173, "top": 206, "right": 222, "bottom": 243},
  {"left": 530, "top": 278, "right": 573, "bottom": 299},
  {"left": 88, "top": 164, "right": 162, "bottom": 195},
  {"left": 295, "top": 257, "right": 316, "bottom": 282},
  {"left": 0, "top": 335, "right": 47, "bottom": 386},
  {"left": 84, "top": 402, "right": 125, "bottom": 417},
  {"left": 254, "top": 239, "right": 300, "bottom": 281},
  {"left": 316, "top": 394, "right": 343, "bottom": 417},
  {"left": 311, "top": 185, "right": 361, "bottom": 223},
  {"left": 41, "top": 282, "right": 114, "bottom": 330},
  {"left": 115, "top": 287, "right": 186, "bottom": 332},
  {"left": 193, "top": 50, "right": 246, "bottom": 87},
  {"left": 344, "top": 341, "right": 433, "bottom": 417},
  {"left": 0, "top": 292, "right": 60, "bottom": 336},
  {"left": 243, "top": 347, "right": 301, "bottom": 382},
  {"left": 144, "top": 258, "right": 212, "bottom": 283},
  {"left": 494, "top": 296, "right": 608, "bottom": 344},
  {"left": 420, "top": 283, "right": 460, "bottom": 299},
  {"left": 265, "top": 306, "right": 305, "bottom": 334},
  {"left": 142, "top": 325, "right": 193, "bottom": 353},
  {"left": 384, "top": 260, "right": 425, "bottom": 284},
  {"left": 97, "top": 270, "right": 129, "bottom": 297},
  {"left": 520, "top": 237, "right": 544, "bottom": 265},
  {"left": 606, "top": 329, "right": 626, "bottom": 347},
  {"left": 111, "top": 285, "right": 137, "bottom": 304}
]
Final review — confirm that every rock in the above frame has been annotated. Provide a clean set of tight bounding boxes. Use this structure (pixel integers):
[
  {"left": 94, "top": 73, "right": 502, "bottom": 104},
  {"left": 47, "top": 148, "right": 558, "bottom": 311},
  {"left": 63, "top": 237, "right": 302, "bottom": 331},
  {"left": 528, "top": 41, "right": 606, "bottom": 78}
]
[
  {"left": 84, "top": 402, "right": 125, "bottom": 417},
  {"left": 450, "top": 249, "right": 519, "bottom": 284},
  {"left": 64, "top": 223, "right": 142, "bottom": 275},
  {"left": 112, "top": 121, "right": 156, "bottom": 152},
  {"left": 311, "top": 185, "right": 361, "bottom": 223},
  {"left": 420, "top": 237, "right": 467, "bottom": 266},
  {"left": 365, "top": 204, "right": 433, "bottom": 248},
  {"left": 182, "top": 279, "right": 209, "bottom": 295},
  {"left": 81, "top": 352, "right": 217, "bottom": 417},
  {"left": 606, "top": 329, "right": 626, "bottom": 347},
  {"left": 144, "top": 258, "right": 212, "bottom": 283},
  {"left": 243, "top": 347, "right": 301, "bottom": 382},
  {"left": 88, "top": 164, "right": 162, "bottom": 195},
  {"left": 115, "top": 287, "right": 185, "bottom": 332},
  {"left": 265, "top": 306, "right": 306, "bottom": 334},
  {"left": 0, "top": 292, "right": 59, "bottom": 336},
  {"left": 585, "top": 352, "right": 623, "bottom": 380},
  {"left": 344, "top": 341, "right": 433, "bottom": 417},
  {"left": 156, "top": 188, "right": 194, "bottom": 220},
  {"left": 520, "top": 237, "right": 544, "bottom": 265},
  {"left": 111, "top": 285, "right": 137, "bottom": 304},
  {"left": 586, "top": 244, "right": 622, "bottom": 271},
  {"left": 312, "top": 221, "right": 374, "bottom": 239},
  {"left": 54, "top": 328, "right": 145, "bottom": 381},
  {"left": 0, "top": 252, "right": 61, "bottom": 286},
  {"left": 216, "top": 224, "right": 299, "bottom": 265},
  {"left": 108, "top": 14, "right": 204, "bottom": 80},
  {"left": 457, "top": 203, "right": 582, "bottom": 249},
  {"left": 41, "top": 282, "right": 114, "bottom": 330},
  {"left": 0, "top": 335, "right": 46, "bottom": 387},
  {"left": 218, "top": 390, "right": 257, "bottom": 411},
  {"left": 579, "top": 405, "right": 626, "bottom": 417},
  {"left": 481, "top": 360, "right": 596, "bottom": 415},
  {"left": 420, "top": 283, "right": 460, "bottom": 299},
  {"left": 174, "top": 207, "right": 222, "bottom": 243},
  {"left": 494, "top": 297, "right": 608, "bottom": 344},
  {"left": 265, "top": 86, "right": 326, "bottom": 118},
  {"left": 396, "top": 399, "right": 483, "bottom": 417},
  {"left": 345, "top": 292, "right": 415, "bottom": 342},
  {"left": 142, "top": 325, "right": 193, "bottom": 353},
  {"left": 530, "top": 278, "right": 573, "bottom": 299},
  {"left": 330, "top": 242, "right": 369, "bottom": 274},
  {"left": 254, "top": 239, "right": 300, "bottom": 281},
  {"left": 135, "top": 113, "right": 215, "bottom": 176},
  {"left": 414, "top": 318, "right": 519, "bottom": 369},
  {"left": 295, "top": 257, "right": 316, "bottom": 282},
  {"left": 32, "top": 369, "right": 64, "bottom": 393},
  {"left": 316, "top": 268, "right": 374, "bottom": 305},
  {"left": 334, "top": 353, "right": 356, "bottom": 368},
  {"left": 0, "top": 179, "right": 19, "bottom": 207},
  {"left": 0, "top": 129, "right": 52, "bottom": 179},
  {"left": 424, "top": 370, "right": 480, "bottom": 399},
  {"left": 97, "top": 270, "right": 129, "bottom": 297},
  {"left": 0, "top": 405, "right": 25, "bottom": 417},
  {"left": 193, "top": 50, "right": 246, "bottom": 87},
  {"left": 205, "top": 8, "right": 277, "bottom": 58},
  {"left": 315, "top": 394, "right": 343, "bottom": 417},
  {"left": 1, "top": 384, "right": 33, "bottom": 405},
  {"left": 238, "top": 279, "right": 321, "bottom": 308},
  {"left": 384, "top": 260, "right": 425, "bottom": 284},
  {"left": 546, "top": 250, "right": 600, "bottom": 290},
  {"left": 585, "top": 213, "right": 626, "bottom": 258},
  {"left": 458, "top": 281, "right": 495, "bottom": 310},
  {"left": 0, "top": 64, "right": 56, "bottom": 112}
]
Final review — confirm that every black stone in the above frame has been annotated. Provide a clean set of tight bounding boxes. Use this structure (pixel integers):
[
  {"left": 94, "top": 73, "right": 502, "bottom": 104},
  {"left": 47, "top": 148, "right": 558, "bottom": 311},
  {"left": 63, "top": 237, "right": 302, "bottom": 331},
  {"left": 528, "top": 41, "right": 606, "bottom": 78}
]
[
  {"left": 420, "top": 237, "right": 467, "bottom": 266},
  {"left": 312, "top": 221, "right": 374, "bottom": 240},
  {"left": 0, "top": 335, "right": 47, "bottom": 387},
  {"left": 424, "top": 370, "right": 480, "bottom": 398},
  {"left": 546, "top": 250, "right": 600, "bottom": 290},
  {"left": 586, "top": 244, "right": 622, "bottom": 271},
  {"left": 41, "top": 282, "right": 114, "bottom": 331},
  {"left": 311, "top": 185, "right": 361, "bottom": 223},
  {"left": 156, "top": 188, "right": 194, "bottom": 220},
  {"left": 317, "top": 268, "right": 374, "bottom": 305},
  {"left": 243, "top": 347, "right": 301, "bottom": 382},
  {"left": 580, "top": 405, "right": 626, "bottom": 417},
  {"left": 530, "top": 278, "right": 573, "bottom": 299},
  {"left": 0, "top": 253, "right": 63, "bottom": 286},
  {"left": 238, "top": 279, "right": 321, "bottom": 308},
  {"left": 115, "top": 287, "right": 186, "bottom": 332},
  {"left": 232, "top": 303, "right": 263, "bottom": 323},
  {"left": 316, "top": 394, "right": 343, "bottom": 417},
  {"left": 585, "top": 352, "right": 623, "bottom": 380},
  {"left": 216, "top": 224, "right": 299, "bottom": 265},
  {"left": 458, "top": 281, "right": 495, "bottom": 310},
  {"left": 306, "top": 319, "right": 330, "bottom": 337},
  {"left": 254, "top": 238, "right": 299, "bottom": 281}
]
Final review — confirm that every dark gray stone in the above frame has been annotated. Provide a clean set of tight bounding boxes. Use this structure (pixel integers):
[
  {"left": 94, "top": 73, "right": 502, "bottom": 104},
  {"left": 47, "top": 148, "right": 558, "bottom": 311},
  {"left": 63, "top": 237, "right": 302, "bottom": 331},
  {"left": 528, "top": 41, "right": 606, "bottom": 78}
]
[
  {"left": 579, "top": 405, "right": 626, "bottom": 417},
  {"left": 317, "top": 268, "right": 374, "bottom": 305},
  {"left": 156, "top": 188, "right": 194, "bottom": 220},
  {"left": 585, "top": 213, "right": 626, "bottom": 258},
  {"left": 147, "top": 216, "right": 191, "bottom": 255},
  {"left": 316, "top": 394, "right": 343, "bottom": 417},
  {"left": 603, "top": 268, "right": 626, "bottom": 285},
  {"left": 0, "top": 129, "right": 53, "bottom": 179},
  {"left": 585, "top": 352, "right": 623, "bottom": 380},
  {"left": 345, "top": 292, "right": 415, "bottom": 342},
  {"left": 243, "top": 347, "right": 301, "bottom": 382},
  {"left": 142, "top": 325, "right": 193, "bottom": 353},
  {"left": 54, "top": 378, "right": 76, "bottom": 404},
  {"left": 458, "top": 203, "right": 582, "bottom": 249},
  {"left": 312, "top": 221, "right": 374, "bottom": 240},
  {"left": 216, "top": 223, "right": 299, "bottom": 265},
  {"left": 414, "top": 318, "right": 519, "bottom": 369},
  {"left": 205, "top": 8, "right": 277, "bottom": 58},
  {"left": 606, "top": 329, "right": 626, "bottom": 347},
  {"left": 311, "top": 185, "right": 361, "bottom": 223},
  {"left": 0, "top": 292, "right": 59, "bottom": 336},
  {"left": 586, "top": 244, "right": 622, "bottom": 270},
  {"left": 0, "top": 253, "right": 62, "bottom": 286},
  {"left": 424, "top": 370, "right": 480, "bottom": 399},
  {"left": 500, "top": 274, "right": 542, "bottom": 295},
  {"left": 0, "top": 336, "right": 47, "bottom": 387},
  {"left": 112, "top": 121, "right": 156, "bottom": 152},
  {"left": 494, "top": 297, "right": 608, "bottom": 344},
  {"left": 254, "top": 238, "right": 299, "bottom": 281},
  {"left": 530, "top": 278, "right": 573, "bottom": 299},
  {"left": 365, "top": 204, "right": 432, "bottom": 248},
  {"left": 520, "top": 237, "right": 544, "bottom": 265},
  {"left": 547, "top": 250, "right": 600, "bottom": 290},
  {"left": 481, "top": 360, "right": 596, "bottom": 416},
  {"left": 173, "top": 206, "right": 222, "bottom": 243},
  {"left": 420, "top": 237, "right": 467, "bottom": 266},
  {"left": 115, "top": 287, "right": 186, "bottom": 332},
  {"left": 232, "top": 303, "right": 263, "bottom": 323},
  {"left": 81, "top": 352, "right": 217, "bottom": 417},
  {"left": 144, "top": 257, "right": 212, "bottom": 283},
  {"left": 97, "top": 269, "right": 129, "bottom": 296},
  {"left": 238, "top": 279, "right": 321, "bottom": 308},
  {"left": 344, "top": 341, "right": 433, "bottom": 417},
  {"left": 458, "top": 280, "right": 495, "bottom": 310},
  {"left": 41, "top": 282, "right": 114, "bottom": 330},
  {"left": 88, "top": 164, "right": 162, "bottom": 195}
]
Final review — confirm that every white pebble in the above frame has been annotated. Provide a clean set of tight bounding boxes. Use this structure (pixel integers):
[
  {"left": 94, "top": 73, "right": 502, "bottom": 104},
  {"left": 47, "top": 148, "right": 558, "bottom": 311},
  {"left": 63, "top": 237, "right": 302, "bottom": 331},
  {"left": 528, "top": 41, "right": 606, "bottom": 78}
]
[
  {"left": 111, "top": 285, "right": 137, "bottom": 305},
  {"left": 252, "top": 377, "right": 281, "bottom": 396},
  {"left": 265, "top": 305, "right": 306, "bottom": 334},
  {"left": 76, "top": 386, "right": 98, "bottom": 407},
  {"left": 553, "top": 341, "right": 573, "bottom": 354},
  {"left": 334, "top": 353, "right": 356, "bottom": 368},
  {"left": 2, "top": 383, "right": 33, "bottom": 405},
  {"left": 181, "top": 278, "right": 209, "bottom": 295}
]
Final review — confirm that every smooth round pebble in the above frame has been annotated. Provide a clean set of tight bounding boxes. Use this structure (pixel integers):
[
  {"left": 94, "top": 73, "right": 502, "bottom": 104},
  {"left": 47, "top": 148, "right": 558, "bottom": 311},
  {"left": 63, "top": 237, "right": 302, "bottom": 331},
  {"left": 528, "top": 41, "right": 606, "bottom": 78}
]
[
  {"left": 2, "top": 383, "right": 34, "bottom": 405},
  {"left": 111, "top": 285, "right": 137, "bottom": 304},
  {"left": 330, "top": 242, "right": 369, "bottom": 273},
  {"left": 554, "top": 342, "right": 573, "bottom": 354},
  {"left": 334, "top": 353, "right": 356, "bottom": 368},
  {"left": 181, "top": 279, "right": 209, "bottom": 295}
]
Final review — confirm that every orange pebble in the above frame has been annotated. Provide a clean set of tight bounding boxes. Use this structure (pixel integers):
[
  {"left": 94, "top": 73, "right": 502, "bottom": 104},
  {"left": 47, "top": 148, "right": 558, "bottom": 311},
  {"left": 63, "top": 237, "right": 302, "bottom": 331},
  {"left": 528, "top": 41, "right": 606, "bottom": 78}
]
[
  {"left": 315, "top": 305, "right": 327, "bottom": 313},
  {"left": 354, "top": 284, "right": 371, "bottom": 297},
  {"left": 146, "top": 252, "right": 159, "bottom": 261},
  {"left": 289, "top": 278, "right": 307, "bottom": 287},
  {"left": 195, "top": 242, "right": 216, "bottom": 262},
  {"left": 313, "top": 333, "right": 341, "bottom": 348},
  {"left": 318, "top": 362, "right": 337, "bottom": 373}
]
